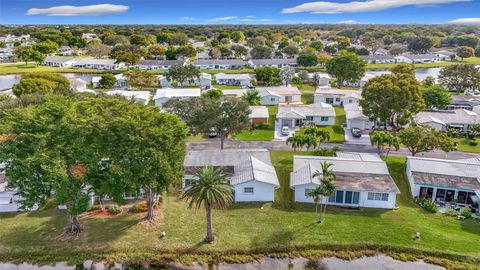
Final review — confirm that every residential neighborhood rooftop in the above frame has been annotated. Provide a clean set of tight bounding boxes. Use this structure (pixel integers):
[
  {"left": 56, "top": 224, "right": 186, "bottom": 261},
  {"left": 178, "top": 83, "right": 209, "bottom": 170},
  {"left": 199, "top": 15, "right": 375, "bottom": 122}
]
[
  {"left": 414, "top": 109, "right": 480, "bottom": 126},
  {"left": 277, "top": 103, "right": 336, "bottom": 118}
]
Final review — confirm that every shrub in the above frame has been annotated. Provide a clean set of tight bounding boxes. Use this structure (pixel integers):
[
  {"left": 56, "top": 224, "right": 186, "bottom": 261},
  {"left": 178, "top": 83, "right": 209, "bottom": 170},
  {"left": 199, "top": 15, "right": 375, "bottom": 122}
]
[
  {"left": 468, "top": 140, "right": 478, "bottom": 146},
  {"left": 312, "top": 146, "right": 341, "bottom": 157},
  {"left": 446, "top": 128, "right": 459, "bottom": 138},
  {"left": 415, "top": 198, "right": 438, "bottom": 213},
  {"left": 130, "top": 202, "right": 148, "bottom": 213},
  {"left": 107, "top": 205, "right": 122, "bottom": 215},
  {"left": 89, "top": 204, "right": 101, "bottom": 211},
  {"left": 460, "top": 208, "right": 472, "bottom": 219},
  {"left": 444, "top": 205, "right": 457, "bottom": 217}
]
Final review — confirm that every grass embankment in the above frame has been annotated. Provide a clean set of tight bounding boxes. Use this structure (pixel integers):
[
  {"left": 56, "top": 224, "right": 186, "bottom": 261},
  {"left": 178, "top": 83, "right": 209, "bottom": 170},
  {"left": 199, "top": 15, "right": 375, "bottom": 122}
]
[
  {"left": 234, "top": 106, "right": 277, "bottom": 141},
  {"left": 0, "top": 155, "right": 479, "bottom": 268}
]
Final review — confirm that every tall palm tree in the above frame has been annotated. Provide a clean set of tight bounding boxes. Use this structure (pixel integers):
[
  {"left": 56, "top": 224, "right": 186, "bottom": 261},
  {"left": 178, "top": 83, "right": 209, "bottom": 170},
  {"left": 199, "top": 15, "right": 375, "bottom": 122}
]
[
  {"left": 309, "top": 162, "right": 336, "bottom": 224},
  {"left": 181, "top": 166, "right": 233, "bottom": 243}
]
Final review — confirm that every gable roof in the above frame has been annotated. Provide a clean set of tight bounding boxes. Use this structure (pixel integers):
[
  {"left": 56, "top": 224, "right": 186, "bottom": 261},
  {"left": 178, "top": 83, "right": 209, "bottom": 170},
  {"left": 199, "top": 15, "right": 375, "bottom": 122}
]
[
  {"left": 314, "top": 87, "right": 362, "bottom": 99},
  {"left": 138, "top": 59, "right": 184, "bottom": 66},
  {"left": 194, "top": 59, "right": 245, "bottom": 66},
  {"left": 414, "top": 109, "right": 480, "bottom": 126},
  {"left": 249, "top": 106, "right": 269, "bottom": 119},
  {"left": 277, "top": 103, "right": 336, "bottom": 119},
  {"left": 44, "top": 56, "right": 76, "bottom": 63},
  {"left": 257, "top": 86, "right": 301, "bottom": 96},
  {"left": 249, "top": 58, "right": 297, "bottom": 65},
  {"left": 154, "top": 88, "right": 201, "bottom": 99},
  {"left": 232, "top": 156, "right": 279, "bottom": 187},
  {"left": 215, "top": 73, "right": 251, "bottom": 80}
]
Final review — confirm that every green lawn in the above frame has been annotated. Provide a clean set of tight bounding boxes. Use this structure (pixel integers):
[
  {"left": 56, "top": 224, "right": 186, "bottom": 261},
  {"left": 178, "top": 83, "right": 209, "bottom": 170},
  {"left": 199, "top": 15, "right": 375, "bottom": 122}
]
[
  {"left": 294, "top": 84, "right": 316, "bottom": 91},
  {"left": 0, "top": 63, "right": 113, "bottom": 75},
  {"left": 453, "top": 138, "right": 480, "bottom": 153},
  {"left": 301, "top": 92, "right": 314, "bottom": 104},
  {"left": 367, "top": 57, "right": 480, "bottom": 70},
  {"left": 234, "top": 106, "right": 277, "bottom": 141},
  {"left": 211, "top": 84, "right": 243, "bottom": 90},
  {"left": 1, "top": 154, "right": 479, "bottom": 266},
  {"left": 295, "top": 107, "right": 345, "bottom": 143}
]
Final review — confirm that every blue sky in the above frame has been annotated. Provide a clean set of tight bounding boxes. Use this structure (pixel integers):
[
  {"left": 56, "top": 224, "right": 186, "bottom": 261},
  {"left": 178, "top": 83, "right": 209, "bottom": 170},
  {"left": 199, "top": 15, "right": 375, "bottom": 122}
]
[{"left": 1, "top": 0, "right": 479, "bottom": 25}]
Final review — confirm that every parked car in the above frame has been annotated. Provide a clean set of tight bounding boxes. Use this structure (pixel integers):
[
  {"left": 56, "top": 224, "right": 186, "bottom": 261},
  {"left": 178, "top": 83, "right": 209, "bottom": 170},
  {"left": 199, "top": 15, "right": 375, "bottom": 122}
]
[
  {"left": 281, "top": 126, "right": 290, "bottom": 136},
  {"left": 208, "top": 128, "right": 217, "bottom": 138},
  {"left": 351, "top": 128, "right": 362, "bottom": 138}
]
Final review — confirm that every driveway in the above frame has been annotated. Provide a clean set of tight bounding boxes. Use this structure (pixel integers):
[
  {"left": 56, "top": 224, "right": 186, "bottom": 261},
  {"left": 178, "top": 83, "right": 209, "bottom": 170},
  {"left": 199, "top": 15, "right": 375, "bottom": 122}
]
[
  {"left": 344, "top": 128, "right": 371, "bottom": 145},
  {"left": 273, "top": 121, "right": 296, "bottom": 141}
]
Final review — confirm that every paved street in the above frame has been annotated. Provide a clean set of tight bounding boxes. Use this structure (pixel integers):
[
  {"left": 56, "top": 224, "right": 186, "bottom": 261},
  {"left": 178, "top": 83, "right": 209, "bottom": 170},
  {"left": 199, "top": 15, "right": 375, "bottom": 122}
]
[{"left": 188, "top": 139, "right": 479, "bottom": 160}]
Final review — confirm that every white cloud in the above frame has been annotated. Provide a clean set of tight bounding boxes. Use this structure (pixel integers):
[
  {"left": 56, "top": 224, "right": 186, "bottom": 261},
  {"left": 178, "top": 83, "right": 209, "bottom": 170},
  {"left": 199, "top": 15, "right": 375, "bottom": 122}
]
[
  {"left": 449, "top": 17, "right": 480, "bottom": 24},
  {"left": 27, "top": 4, "right": 128, "bottom": 16},
  {"left": 337, "top": 20, "right": 359, "bottom": 24},
  {"left": 208, "top": 16, "right": 238, "bottom": 22},
  {"left": 282, "top": 0, "right": 470, "bottom": 14},
  {"left": 180, "top": 17, "right": 195, "bottom": 21}
]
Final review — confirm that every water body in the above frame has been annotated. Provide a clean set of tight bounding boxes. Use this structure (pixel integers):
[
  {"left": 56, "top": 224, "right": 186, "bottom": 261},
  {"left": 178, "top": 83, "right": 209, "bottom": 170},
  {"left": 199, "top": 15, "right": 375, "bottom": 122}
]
[
  {"left": 0, "top": 255, "right": 445, "bottom": 270},
  {"left": 0, "top": 73, "right": 100, "bottom": 90}
]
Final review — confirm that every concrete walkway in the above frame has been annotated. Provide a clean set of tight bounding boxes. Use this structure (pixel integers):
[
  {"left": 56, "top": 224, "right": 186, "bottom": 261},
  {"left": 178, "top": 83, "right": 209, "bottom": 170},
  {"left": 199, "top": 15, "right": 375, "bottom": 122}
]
[{"left": 188, "top": 139, "right": 478, "bottom": 160}]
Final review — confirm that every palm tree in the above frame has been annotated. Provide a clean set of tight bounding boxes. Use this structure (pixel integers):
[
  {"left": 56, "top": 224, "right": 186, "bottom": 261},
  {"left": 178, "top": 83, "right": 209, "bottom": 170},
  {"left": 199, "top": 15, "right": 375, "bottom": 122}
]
[
  {"left": 309, "top": 162, "right": 336, "bottom": 224},
  {"left": 181, "top": 166, "right": 233, "bottom": 243},
  {"left": 370, "top": 131, "right": 399, "bottom": 159},
  {"left": 304, "top": 127, "right": 330, "bottom": 149},
  {"left": 242, "top": 89, "right": 261, "bottom": 105}
]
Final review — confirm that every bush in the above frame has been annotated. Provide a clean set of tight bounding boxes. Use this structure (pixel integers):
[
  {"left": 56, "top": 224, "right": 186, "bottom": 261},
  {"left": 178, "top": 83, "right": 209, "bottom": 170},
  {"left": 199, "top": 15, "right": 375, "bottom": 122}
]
[
  {"left": 460, "top": 208, "right": 472, "bottom": 219},
  {"left": 447, "top": 128, "right": 459, "bottom": 138},
  {"left": 444, "top": 205, "right": 457, "bottom": 217},
  {"left": 415, "top": 198, "right": 438, "bottom": 213},
  {"left": 89, "top": 204, "right": 101, "bottom": 211},
  {"left": 107, "top": 205, "right": 122, "bottom": 215},
  {"left": 468, "top": 140, "right": 478, "bottom": 146},
  {"left": 130, "top": 202, "right": 148, "bottom": 213},
  {"left": 312, "top": 147, "right": 341, "bottom": 157}
]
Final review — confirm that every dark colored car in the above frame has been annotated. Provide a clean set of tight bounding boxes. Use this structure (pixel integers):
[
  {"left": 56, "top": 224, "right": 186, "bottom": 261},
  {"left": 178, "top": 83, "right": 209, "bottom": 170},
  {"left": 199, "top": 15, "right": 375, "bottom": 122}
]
[{"left": 351, "top": 128, "right": 362, "bottom": 138}]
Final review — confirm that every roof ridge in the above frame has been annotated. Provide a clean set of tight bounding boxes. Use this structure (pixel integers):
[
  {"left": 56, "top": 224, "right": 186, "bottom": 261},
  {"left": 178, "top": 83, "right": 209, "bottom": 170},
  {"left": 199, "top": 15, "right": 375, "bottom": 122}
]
[{"left": 408, "top": 156, "right": 480, "bottom": 166}]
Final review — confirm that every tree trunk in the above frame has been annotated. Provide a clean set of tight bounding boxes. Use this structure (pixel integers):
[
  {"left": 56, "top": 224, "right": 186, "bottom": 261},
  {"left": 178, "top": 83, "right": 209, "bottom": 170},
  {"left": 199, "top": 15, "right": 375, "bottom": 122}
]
[
  {"left": 68, "top": 214, "right": 82, "bottom": 234},
  {"left": 220, "top": 135, "right": 225, "bottom": 149},
  {"left": 205, "top": 204, "right": 214, "bottom": 243},
  {"left": 144, "top": 187, "right": 156, "bottom": 221},
  {"left": 99, "top": 197, "right": 105, "bottom": 211}
]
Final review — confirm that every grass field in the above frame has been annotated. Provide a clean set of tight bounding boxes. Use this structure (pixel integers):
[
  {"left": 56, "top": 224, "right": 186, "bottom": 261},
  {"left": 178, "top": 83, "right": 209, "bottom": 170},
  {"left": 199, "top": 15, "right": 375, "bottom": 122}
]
[
  {"left": 0, "top": 154, "right": 479, "bottom": 266},
  {"left": 301, "top": 92, "right": 314, "bottom": 104},
  {"left": 0, "top": 63, "right": 110, "bottom": 75},
  {"left": 234, "top": 106, "right": 277, "bottom": 141},
  {"left": 453, "top": 138, "right": 480, "bottom": 153}
]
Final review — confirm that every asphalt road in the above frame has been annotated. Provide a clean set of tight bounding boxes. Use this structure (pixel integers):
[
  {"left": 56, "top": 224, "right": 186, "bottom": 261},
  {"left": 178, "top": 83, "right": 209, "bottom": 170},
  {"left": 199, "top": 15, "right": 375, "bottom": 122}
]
[{"left": 187, "top": 139, "right": 479, "bottom": 160}]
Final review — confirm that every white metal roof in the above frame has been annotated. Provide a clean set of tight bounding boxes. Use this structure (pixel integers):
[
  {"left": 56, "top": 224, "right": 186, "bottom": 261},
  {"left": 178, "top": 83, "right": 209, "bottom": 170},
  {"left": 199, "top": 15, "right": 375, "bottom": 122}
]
[
  {"left": 154, "top": 88, "right": 201, "bottom": 99},
  {"left": 249, "top": 106, "right": 269, "bottom": 119}
]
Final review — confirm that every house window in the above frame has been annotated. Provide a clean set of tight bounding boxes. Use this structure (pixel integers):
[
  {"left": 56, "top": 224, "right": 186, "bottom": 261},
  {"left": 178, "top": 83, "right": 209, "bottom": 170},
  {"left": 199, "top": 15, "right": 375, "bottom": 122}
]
[
  {"left": 271, "top": 97, "right": 276, "bottom": 102},
  {"left": 326, "top": 97, "right": 334, "bottom": 104},
  {"left": 368, "top": 192, "right": 389, "bottom": 201},
  {"left": 335, "top": 98, "right": 341, "bottom": 102},
  {"left": 305, "top": 188, "right": 313, "bottom": 197},
  {"left": 285, "top": 96, "right": 293, "bottom": 102},
  {"left": 321, "top": 116, "right": 329, "bottom": 121},
  {"left": 244, "top": 187, "right": 254, "bottom": 194},
  {"left": 328, "top": 194, "right": 336, "bottom": 203},
  {"left": 305, "top": 116, "right": 314, "bottom": 121},
  {"left": 335, "top": 190, "right": 344, "bottom": 203}
]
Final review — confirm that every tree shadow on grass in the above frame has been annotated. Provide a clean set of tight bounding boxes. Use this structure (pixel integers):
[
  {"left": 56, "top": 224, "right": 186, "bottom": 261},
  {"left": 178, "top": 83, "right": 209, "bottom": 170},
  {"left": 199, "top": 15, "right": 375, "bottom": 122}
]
[{"left": 271, "top": 202, "right": 389, "bottom": 217}]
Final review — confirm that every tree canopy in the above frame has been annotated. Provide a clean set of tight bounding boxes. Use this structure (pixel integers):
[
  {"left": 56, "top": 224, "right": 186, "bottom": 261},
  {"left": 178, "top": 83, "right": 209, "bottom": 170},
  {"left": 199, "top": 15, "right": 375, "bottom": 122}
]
[{"left": 326, "top": 51, "right": 366, "bottom": 87}]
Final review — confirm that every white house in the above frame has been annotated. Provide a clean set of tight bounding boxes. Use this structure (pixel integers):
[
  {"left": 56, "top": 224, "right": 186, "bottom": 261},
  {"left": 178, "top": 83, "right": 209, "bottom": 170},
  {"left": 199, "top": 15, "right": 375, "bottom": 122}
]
[
  {"left": 277, "top": 103, "right": 336, "bottom": 129},
  {"left": 414, "top": 109, "right": 480, "bottom": 132},
  {"left": 69, "top": 78, "right": 88, "bottom": 92},
  {"left": 194, "top": 59, "right": 245, "bottom": 70},
  {"left": 309, "top": 73, "right": 331, "bottom": 87},
  {"left": 42, "top": 56, "right": 77, "bottom": 67},
  {"left": 221, "top": 89, "right": 280, "bottom": 105},
  {"left": 215, "top": 73, "right": 252, "bottom": 88},
  {"left": 157, "top": 75, "right": 172, "bottom": 88},
  {"left": 290, "top": 152, "right": 399, "bottom": 209},
  {"left": 344, "top": 73, "right": 376, "bottom": 88},
  {"left": 153, "top": 88, "right": 201, "bottom": 107},
  {"left": 73, "top": 58, "right": 124, "bottom": 70},
  {"left": 178, "top": 73, "right": 212, "bottom": 89},
  {"left": 395, "top": 54, "right": 442, "bottom": 64},
  {"left": 59, "top": 46, "right": 74, "bottom": 56},
  {"left": 256, "top": 86, "right": 302, "bottom": 104},
  {"left": 183, "top": 149, "right": 279, "bottom": 202},
  {"left": 447, "top": 96, "right": 480, "bottom": 115},
  {"left": 248, "top": 58, "right": 298, "bottom": 69},
  {"left": 314, "top": 88, "right": 361, "bottom": 106},
  {"left": 344, "top": 103, "right": 374, "bottom": 130},
  {"left": 361, "top": 55, "right": 397, "bottom": 64},
  {"left": 406, "top": 156, "right": 480, "bottom": 213},
  {"left": 0, "top": 164, "right": 39, "bottom": 213},
  {"left": 137, "top": 60, "right": 185, "bottom": 70},
  {"left": 105, "top": 90, "right": 151, "bottom": 105},
  {"left": 91, "top": 74, "right": 127, "bottom": 89},
  {"left": 249, "top": 106, "right": 269, "bottom": 124}
]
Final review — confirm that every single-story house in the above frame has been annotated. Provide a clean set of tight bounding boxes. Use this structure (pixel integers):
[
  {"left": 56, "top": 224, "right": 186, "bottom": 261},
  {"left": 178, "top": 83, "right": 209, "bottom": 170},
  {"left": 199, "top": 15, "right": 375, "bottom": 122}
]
[
  {"left": 73, "top": 58, "right": 124, "bottom": 70},
  {"left": 194, "top": 59, "right": 245, "bottom": 70},
  {"left": 277, "top": 103, "right": 336, "bottom": 128},
  {"left": 91, "top": 74, "right": 127, "bottom": 88},
  {"left": 59, "top": 46, "right": 74, "bottom": 56},
  {"left": 414, "top": 109, "right": 480, "bottom": 132},
  {"left": 222, "top": 89, "right": 282, "bottom": 106},
  {"left": 157, "top": 75, "right": 172, "bottom": 88},
  {"left": 344, "top": 73, "right": 376, "bottom": 88},
  {"left": 361, "top": 55, "right": 397, "bottom": 64},
  {"left": 137, "top": 60, "right": 185, "bottom": 70},
  {"left": 395, "top": 54, "right": 442, "bottom": 64},
  {"left": 406, "top": 156, "right": 480, "bottom": 213},
  {"left": 314, "top": 88, "right": 361, "bottom": 106},
  {"left": 373, "top": 48, "right": 389, "bottom": 56},
  {"left": 178, "top": 73, "right": 212, "bottom": 89},
  {"left": 447, "top": 96, "right": 480, "bottom": 114},
  {"left": 290, "top": 152, "right": 399, "bottom": 209},
  {"left": 42, "top": 56, "right": 77, "bottom": 67},
  {"left": 248, "top": 58, "right": 298, "bottom": 69},
  {"left": 183, "top": 149, "right": 279, "bottom": 202},
  {"left": 309, "top": 73, "right": 331, "bottom": 87},
  {"left": 153, "top": 88, "right": 201, "bottom": 107},
  {"left": 256, "top": 86, "right": 302, "bottom": 104},
  {"left": 344, "top": 103, "right": 374, "bottom": 130},
  {"left": 215, "top": 73, "right": 252, "bottom": 88},
  {"left": 105, "top": 90, "right": 151, "bottom": 105},
  {"left": 0, "top": 164, "right": 39, "bottom": 213},
  {"left": 249, "top": 106, "right": 269, "bottom": 124}
]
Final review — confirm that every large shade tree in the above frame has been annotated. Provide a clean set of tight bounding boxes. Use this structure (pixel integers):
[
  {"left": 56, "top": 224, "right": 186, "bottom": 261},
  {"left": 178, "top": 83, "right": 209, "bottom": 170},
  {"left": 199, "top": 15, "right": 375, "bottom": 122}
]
[
  {"left": 438, "top": 64, "right": 480, "bottom": 94},
  {"left": 326, "top": 51, "right": 366, "bottom": 87},
  {"left": 398, "top": 125, "right": 454, "bottom": 156}
]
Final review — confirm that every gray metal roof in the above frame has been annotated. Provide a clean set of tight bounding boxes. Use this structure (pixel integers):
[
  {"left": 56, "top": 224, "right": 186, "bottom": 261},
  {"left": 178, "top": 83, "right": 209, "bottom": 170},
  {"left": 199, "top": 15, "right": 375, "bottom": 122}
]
[
  {"left": 194, "top": 59, "right": 245, "bottom": 66},
  {"left": 277, "top": 103, "right": 336, "bottom": 118},
  {"left": 415, "top": 109, "right": 480, "bottom": 126},
  {"left": 44, "top": 56, "right": 75, "bottom": 63},
  {"left": 232, "top": 156, "right": 279, "bottom": 186},
  {"left": 250, "top": 58, "right": 297, "bottom": 65},
  {"left": 138, "top": 59, "right": 184, "bottom": 66}
]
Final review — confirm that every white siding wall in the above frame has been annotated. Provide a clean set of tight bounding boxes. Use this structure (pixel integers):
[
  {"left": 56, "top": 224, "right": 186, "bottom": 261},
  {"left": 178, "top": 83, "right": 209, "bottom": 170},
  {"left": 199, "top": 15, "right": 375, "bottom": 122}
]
[
  {"left": 234, "top": 181, "right": 276, "bottom": 202},
  {"left": 312, "top": 116, "right": 335, "bottom": 126},
  {"left": 293, "top": 183, "right": 319, "bottom": 203},
  {"left": 261, "top": 95, "right": 280, "bottom": 105},
  {"left": 279, "top": 94, "right": 301, "bottom": 103},
  {"left": 314, "top": 96, "right": 342, "bottom": 106}
]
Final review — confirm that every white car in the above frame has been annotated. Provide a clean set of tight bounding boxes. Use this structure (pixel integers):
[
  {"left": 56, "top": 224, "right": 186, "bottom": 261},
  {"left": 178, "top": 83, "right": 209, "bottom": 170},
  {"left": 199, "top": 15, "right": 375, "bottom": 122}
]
[{"left": 281, "top": 126, "right": 290, "bottom": 136}]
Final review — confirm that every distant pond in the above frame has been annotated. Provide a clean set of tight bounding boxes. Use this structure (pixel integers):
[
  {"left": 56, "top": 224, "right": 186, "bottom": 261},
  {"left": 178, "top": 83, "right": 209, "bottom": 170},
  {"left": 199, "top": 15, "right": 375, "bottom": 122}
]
[{"left": 0, "top": 255, "right": 445, "bottom": 270}]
